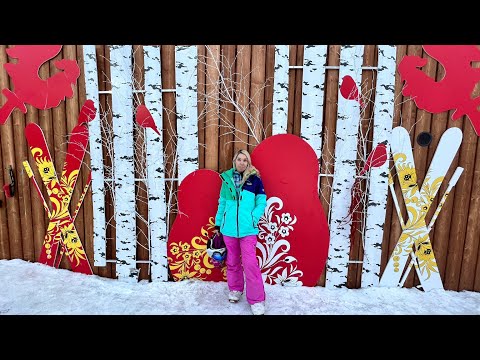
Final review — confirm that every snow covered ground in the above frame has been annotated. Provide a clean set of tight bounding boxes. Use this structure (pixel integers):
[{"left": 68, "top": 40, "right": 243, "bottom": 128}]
[{"left": 1, "top": 259, "right": 479, "bottom": 315}]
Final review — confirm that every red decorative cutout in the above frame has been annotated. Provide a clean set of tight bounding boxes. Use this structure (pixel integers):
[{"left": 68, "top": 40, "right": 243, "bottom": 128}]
[
  {"left": 78, "top": 99, "right": 96, "bottom": 125},
  {"left": 340, "top": 75, "right": 364, "bottom": 108},
  {"left": 399, "top": 45, "right": 480, "bottom": 136},
  {"left": 167, "top": 170, "right": 226, "bottom": 282},
  {"left": 136, "top": 105, "right": 161, "bottom": 135},
  {"left": 252, "top": 134, "right": 330, "bottom": 287},
  {"left": 0, "top": 45, "right": 80, "bottom": 125}
]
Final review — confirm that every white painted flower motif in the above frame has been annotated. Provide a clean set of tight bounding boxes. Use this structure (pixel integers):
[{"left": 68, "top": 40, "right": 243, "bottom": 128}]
[
  {"left": 265, "top": 233, "right": 276, "bottom": 245},
  {"left": 278, "top": 226, "right": 290, "bottom": 238},
  {"left": 281, "top": 213, "right": 292, "bottom": 224},
  {"left": 256, "top": 196, "right": 303, "bottom": 286},
  {"left": 267, "top": 222, "right": 278, "bottom": 233}
]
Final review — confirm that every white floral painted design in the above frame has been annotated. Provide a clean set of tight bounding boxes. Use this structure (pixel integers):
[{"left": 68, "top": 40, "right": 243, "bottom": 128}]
[{"left": 257, "top": 196, "right": 303, "bottom": 286}]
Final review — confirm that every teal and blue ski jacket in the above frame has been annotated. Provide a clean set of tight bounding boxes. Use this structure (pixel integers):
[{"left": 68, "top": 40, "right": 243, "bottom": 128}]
[{"left": 215, "top": 168, "right": 267, "bottom": 238}]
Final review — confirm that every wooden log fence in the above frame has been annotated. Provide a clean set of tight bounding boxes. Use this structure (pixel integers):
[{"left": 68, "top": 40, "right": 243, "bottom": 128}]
[{"left": 0, "top": 45, "right": 479, "bottom": 292}]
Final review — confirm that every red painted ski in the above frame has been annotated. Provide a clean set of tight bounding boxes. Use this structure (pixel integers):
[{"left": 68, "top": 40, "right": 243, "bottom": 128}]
[{"left": 25, "top": 123, "right": 92, "bottom": 274}]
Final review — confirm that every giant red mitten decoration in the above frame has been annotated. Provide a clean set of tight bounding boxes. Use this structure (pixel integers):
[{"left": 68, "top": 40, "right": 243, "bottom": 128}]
[
  {"left": 251, "top": 134, "right": 330, "bottom": 286},
  {"left": 167, "top": 169, "right": 226, "bottom": 282}
]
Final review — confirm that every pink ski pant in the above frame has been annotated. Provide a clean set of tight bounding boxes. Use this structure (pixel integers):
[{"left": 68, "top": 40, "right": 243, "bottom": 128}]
[{"left": 223, "top": 235, "right": 265, "bottom": 305}]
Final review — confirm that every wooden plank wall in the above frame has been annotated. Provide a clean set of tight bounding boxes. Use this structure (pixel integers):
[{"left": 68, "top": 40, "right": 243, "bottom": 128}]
[{"left": 0, "top": 45, "right": 479, "bottom": 292}]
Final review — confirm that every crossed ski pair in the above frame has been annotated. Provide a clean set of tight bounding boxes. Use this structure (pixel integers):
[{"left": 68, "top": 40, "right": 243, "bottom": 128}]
[
  {"left": 24, "top": 122, "right": 93, "bottom": 275},
  {"left": 380, "top": 126, "right": 463, "bottom": 291}
]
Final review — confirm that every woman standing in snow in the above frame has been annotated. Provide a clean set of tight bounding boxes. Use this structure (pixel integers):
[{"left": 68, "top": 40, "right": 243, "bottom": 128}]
[{"left": 214, "top": 149, "right": 267, "bottom": 315}]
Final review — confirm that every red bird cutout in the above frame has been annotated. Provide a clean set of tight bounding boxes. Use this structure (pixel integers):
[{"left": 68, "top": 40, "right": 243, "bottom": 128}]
[
  {"left": 340, "top": 75, "right": 364, "bottom": 108},
  {"left": 78, "top": 99, "right": 97, "bottom": 125},
  {"left": 0, "top": 45, "right": 80, "bottom": 125},
  {"left": 399, "top": 45, "right": 480, "bottom": 136},
  {"left": 135, "top": 105, "right": 161, "bottom": 136}
]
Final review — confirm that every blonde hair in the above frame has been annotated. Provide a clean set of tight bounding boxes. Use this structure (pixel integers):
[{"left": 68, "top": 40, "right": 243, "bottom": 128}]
[{"left": 233, "top": 149, "right": 260, "bottom": 184}]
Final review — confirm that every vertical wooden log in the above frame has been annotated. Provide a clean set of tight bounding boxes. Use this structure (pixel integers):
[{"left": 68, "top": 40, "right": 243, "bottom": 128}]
[
  {"left": 444, "top": 117, "right": 477, "bottom": 290},
  {"left": 218, "top": 45, "right": 236, "bottom": 173},
  {"left": 0, "top": 126, "right": 9, "bottom": 258},
  {"left": 459, "top": 137, "right": 480, "bottom": 290},
  {"left": 38, "top": 55, "right": 55, "bottom": 227},
  {"left": 409, "top": 48, "right": 438, "bottom": 287},
  {"left": 176, "top": 45, "right": 199, "bottom": 181},
  {"left": 197, "top": 46, "right": 206, "bottom": 170},
  {"left": 49, "top": 47, "right": 70, "bottom": 270},
  {"left": 234, "top": 45, "right": 251, "bottom": 152},
  {"left": 248, "top": 45, "right": 266, "bottom": 152},
  {"left": 361, "top": 45, "right": 396, "bottom": 287},
  {"left": 76, "top": 45, "right": 95, "bottom": 273},
  {"left": 204, "top": 45, "right": 219, "bottom": 172},
  {"left": 325, "top": 45, "right": 365, "bottom": 289},
  {"left": 317, "top": 45, "right": 340, "bottom": 286},
  {"left": 0, "top": 45, "right": 23, "bottom": 259},
  {"left": 63, "top": 45, "right": 84, "bottom": 271},
  {"left": 263, "top": 45, "right": 276, "bottom": 139},
  {"left": 272, "top": 45, "right": 289, "bottom": 135},
  {"left": 161, "top": 46, "right": 177, "bottom": 231},
  {"left": 0, "top": 46, "right": 11, "bottom": 259},
  {"left": 133, "top": 45, "right": 149, "bottom": 281},
  {"left": 286, "top": 46, "right": 297, "bottom": 135},
  {"left": 456, "top": 62, "right": 480, "bottom": 291},
  {"left": 348, "top": 45, "right": 377, "bottom": 288},
  {"left": 97, "top": 45, "right": 114, "bottom": 278},
  {"left": 292, "top": 45, "right": 304, "bottom": 137},
  {"left": 426, "top": 63, "right": 451, "bottom": 281},
  {"left": 6, "top": 45, "right": 34, "bottom": 262}
]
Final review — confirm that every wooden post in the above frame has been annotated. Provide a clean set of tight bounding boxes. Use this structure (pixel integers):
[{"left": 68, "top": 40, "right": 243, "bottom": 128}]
[
  {"left": 263, "top": 45, "right": 275, "bottom": 140},
  {"left": 458, "top": 74, "right": 480, "bottom": 290},
  {"left": 426, "top": 62, "right": 451, "bottom": 282},
  {"left": 218, "top": 45, "right": 236, "bottom": 173},
  {"left": 161, "top": 45, "right": 177, "bottom": 231},
  {"left": 133, "top": 45, "right": 149, "bottom": 281},
  {"left": 286, "top": 45, "right": 297, "bottom": 135},
  {"left": 0, "top": 45, "right": 23, "bottom": 259},
  {"left": 248, "top": 45, "right": 266, "bottom": 153},
  {"left": 292, "top": 45, "right": 304, "bottom": 137},
  {"left": 197, "top": 45, "right": 206, "bottom": 170},
  {"left": 317, "top": 45, "right": 340, "bottom": 286},
  {"left": 204, "top": 45, "right": 220, "bottom": 171},
  {"left": 10, "top": 73, "right": 34, "bottom": 262},
  {"left": 444, "top": 117, "right": 477, "bottom": 290},
  {"left": 234, "top": 45, "right": 251, "bottom": 152},
  {"left": 63, "top": 45, "right": 84, "bottom": 271}
]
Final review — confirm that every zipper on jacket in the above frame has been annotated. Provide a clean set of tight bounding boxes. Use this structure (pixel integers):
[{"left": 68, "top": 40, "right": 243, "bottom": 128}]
[
  {"left": 236, "top": 196, "right": 239, "bottom": 237},
  {"left": 221, "top": 212, "right": 226, "bottom": 231}
]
